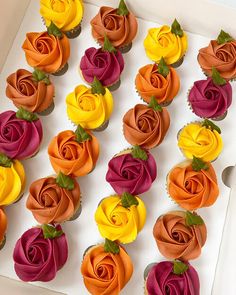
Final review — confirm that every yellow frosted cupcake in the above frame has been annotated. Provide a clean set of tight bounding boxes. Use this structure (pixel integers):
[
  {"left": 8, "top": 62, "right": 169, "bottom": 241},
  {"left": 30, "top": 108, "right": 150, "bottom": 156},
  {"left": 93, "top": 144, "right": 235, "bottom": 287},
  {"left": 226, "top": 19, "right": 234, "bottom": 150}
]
[
  {"left": 144, "top": 19, "right": 188, "bottom": 67},
  {"left": 66, "top": 78, "right": 113, "bottom": 131},
  {"left": 0, "top": 154, "right": 26, "bottom": 206},
  {"left": 40, "top": 0, "right": 84, "bottom": 39},
  {"left": 95, "top": 193, "right": 146, "bottom": 244},
  {"left": 178, "top": 120, "right": 223, "bottom": 162}
]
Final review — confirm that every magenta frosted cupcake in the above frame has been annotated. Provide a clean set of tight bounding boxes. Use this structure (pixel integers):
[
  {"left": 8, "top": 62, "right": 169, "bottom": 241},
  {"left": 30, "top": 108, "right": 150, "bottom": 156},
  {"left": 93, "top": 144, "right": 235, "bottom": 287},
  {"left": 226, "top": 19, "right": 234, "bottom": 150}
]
[
  {"left": 188, "top": 68, "right": 232, "bottom": 120},
  {"left": 0, "top": 110, "right": 43, "bottom": 160},
  {"left": 106, "top": 146, "right": 157, "bottom": 195},
  {"left": 13, "top": 224, "right": 68, "bottom": 282},
  {"left": 144, "top": 260, "right": 200, "bottom": 295},
  {"left": 80, "top": 36, "right": 124, "bottom": 91}
]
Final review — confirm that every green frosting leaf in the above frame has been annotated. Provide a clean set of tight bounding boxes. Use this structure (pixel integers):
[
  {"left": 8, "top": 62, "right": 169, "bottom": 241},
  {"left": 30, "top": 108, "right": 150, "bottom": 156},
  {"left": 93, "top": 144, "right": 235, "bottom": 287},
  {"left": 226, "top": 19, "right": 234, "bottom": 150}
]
[
  {"left": 211, "top": 67, "right": 226, "bottom": 86},
  {"left": 171, "top": 19, "right": 184, "bottom": 37},
  {"left": 0, "top": 153, "right": 12, "bottom": 168},
  {"left": 103, "top": 35, "right": 116, "bottom": 53},
  {"left": 192, "top": 156, "right": 209, "bottom": 172},
  {"left": 158, "top": 57, "right": 170, "bottom": 78},
  {"left": 148, "top": 96, "right": 163, "bottom": 112},
  {"left": 56, "top": 172, "right": 75, "bottom": 190},
  {"left": 117, "top": 0, "right": 129, "bottom": 16},
  {"left": 32, "top": 68, "right": 50, "bottom": 85},
  {"left": 173, "top": 260, "right": 189, "bottom": 275},
  {"left": 202, "top": 119, "right": 221, "bottom": 134},
  {"left": 131, "top": 145, "right": 148, "bottom": 161},
  {"left": 42, "top": 224, "right": 63, "bottom": 239},
  {"left": 16, "top": 108, "right": 38, "bottom": 122},
  {"left": 47, "top": 21, "right": 63, "bottom": 38},
  {"left": 75, "top": 125, "right": 92, "bottom": 143},
  {"left": 185, "top": 211, "right": 204, "bottom": 227},
  {"left": 217, "top": 30, "right": 233, "bottom": 45},
  {"left": 91, "top": 77, "right": 106, "bottom": 95},
  {"left": 104, "top": 239, "right": 120, "bottom": 254},
  {"left": 121, "top": 192, "right": 139, "bottom": 208}
]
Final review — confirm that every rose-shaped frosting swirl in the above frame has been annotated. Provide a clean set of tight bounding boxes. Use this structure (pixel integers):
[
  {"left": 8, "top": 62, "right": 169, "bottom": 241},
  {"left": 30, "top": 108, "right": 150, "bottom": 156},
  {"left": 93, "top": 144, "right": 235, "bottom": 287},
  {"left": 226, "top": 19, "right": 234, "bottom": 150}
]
[
  {"left": 198, "top": 40, "right": 236, "bottom": 80},
  {"left": 6, "top": 69, "right": 55, "bottom": 113},
  {"left": 153, "top": 211, "right": 207, "bottom": 260},
  {"left": 135, "top": 64, "right": 180, "bottom": 104},
  {"left": 95, "top": 195, "right": 146, "bottom": 243},
  {"left": 22, "top": 32, "right": 70, "bottom": 74},
  {"left": 0, "top": 208, "right": 7, "bottom": 245},
  {"left": 90, "top": 6, "right": 138, "bottom": 48},
  {"left": 81, "top": 244, "right": 133, "bottom": 295},
  {"left": 188, "top": 77, "right": 232, "bottom": 118},
  {"left": 144, "top": 26, "right": 188, "bottom": 64},
  {"left": 0, "top": 160, "right": 25, "bottom": 206},
  {"left": 80, "top": 47, "right": 124, "bottom": 87},
  {"left": 0, "top": 111, "right": 43, "bottom": 160},
  {"left": 26, "top": 176, "right": 81, "bottom": 224},
  {"left": 168, "top": 160, "right": 219, "bottom": 210},
  {"left": 40, "top": 0, "right": 83, "bottom": 32},
  {"left": 123, "top": 104, "right": 170, "bottom": 149},
  {"left": 66, "top": 85, "right": 113, "bottom": 129},
  {"left": 13, "top": 225, "right": 68, "bottom": 282},
  {"left": 178, "top": 122, "right": 223, "bottom": 162},
  {"left": 106, "top": 150, "right": 157, "bottom": 195},
  {"left": 48, "top": 130, "right": 99, "bottom": 177},
  {"left": 146, "top": 261, "right": 200, "bottom": 295}
]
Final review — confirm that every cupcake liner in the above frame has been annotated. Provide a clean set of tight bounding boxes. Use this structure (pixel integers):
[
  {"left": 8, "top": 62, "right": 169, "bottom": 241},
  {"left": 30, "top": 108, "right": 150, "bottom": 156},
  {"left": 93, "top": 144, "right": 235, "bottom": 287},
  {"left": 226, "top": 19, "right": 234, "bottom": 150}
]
[
  {"left": 171, "top": 56, "right": 184, "bottom": 68},
  {"left": 37, "top": 101, "right": 55, "bottom": 116},
  {"left": 52, "top": 62, "right": 69, "bottom": 76},
  {"left": 0, "top": 235, "right": 6, "bottom": 250},
  {"left": 107, "top": 79, "right": 121, "bottom": 91},
  {"left": 82, "top": 244, "right": 96, "bottom": 259},
  {"left": 69, "top": 202, "right": 82, "bottom": 221},
  {"left": 136, "top": 86, "right": 173, "bottom": 107},
  {"left": 200, "top": 67, "right": 236, "bottom": 82},
  {"left": 64, "top": 23, "right": 82, "bottom": 39},
  {"left": 143, "top": 263, "right": 157, "bottom": 280},
  {"left": 119, "top": 43, "right": 132, "bottom": 54},
  {"left": 93, "top": 120, "right": 109, "bottom": 132}
]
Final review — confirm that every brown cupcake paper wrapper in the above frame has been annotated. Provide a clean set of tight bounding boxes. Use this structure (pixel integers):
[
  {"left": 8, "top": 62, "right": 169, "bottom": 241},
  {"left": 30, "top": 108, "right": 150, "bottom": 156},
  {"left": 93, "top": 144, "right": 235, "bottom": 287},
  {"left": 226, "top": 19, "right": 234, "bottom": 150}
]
[
  {"left": 82, "top": 244, "right": 98, "bottom": 259},
  {"left": 0, "top": 235, "right": 6, "bottom": 250},
  {"left": 52, "top": 62, "right": 69, "bottom": 76},
  {"left": 107, "top": 79, "right": 121, "bottom": 91},
  {"left": 171, "top": 56, "right": 184, "bottom": 68},
  {"left": 119, "top": 42, "right": 133, "bottom": 54},
  {"left": 200, "top": 67, "right": 236, "bottom": 82},
  {"left": 69, "top": 202, "right": 82, "bottom": 221},
  {"left": 136, "top": 87, "right": 173, "bottom": 107},
  {"left": 93, "top": 120, "right": 109, "bottom": 132},
  {"left": 64, "top": 23, "right": 82, "bottom": 39},
  {"left": 37, "top": 101, "right": 55, "bottom": 116}
]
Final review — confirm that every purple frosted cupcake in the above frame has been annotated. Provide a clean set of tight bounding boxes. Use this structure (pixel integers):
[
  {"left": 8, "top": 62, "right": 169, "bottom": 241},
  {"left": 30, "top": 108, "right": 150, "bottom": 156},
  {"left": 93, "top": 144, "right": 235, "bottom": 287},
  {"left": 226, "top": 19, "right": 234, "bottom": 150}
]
[{"left": 80, "top": 36, "right": 124, "bottom": 91}]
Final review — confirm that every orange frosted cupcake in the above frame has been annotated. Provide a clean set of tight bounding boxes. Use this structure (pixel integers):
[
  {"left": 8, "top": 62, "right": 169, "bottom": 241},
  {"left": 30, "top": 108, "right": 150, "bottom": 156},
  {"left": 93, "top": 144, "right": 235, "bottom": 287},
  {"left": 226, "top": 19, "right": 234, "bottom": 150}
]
[
  {"left": 6, "top": 68, "right": 55, "bottom": 114},
  {"left": 123, "top": 100, "right": 170, "bottom": 149},
  {"left": 48, "top": 126, "right": 99, "bottom": 177},
  {"left": 90, "top": 0, "right": 138, "bottom": 53},
  {"left": 81, "top": 242, "right": 133, "bottom": 294},
  {"left": 153, "top": 211, "right": 207, "bottom": 261},
  {"left": 167, "top": 159, "right": 219, "bottom": 210},
  {"left": 22, "top": 24, "right": 70, "bottom": 76},
  {"left": 135, "top": 61, "right": 180, "bottom": 106},
  {"left": 26, "top": 173, "right": 81, "bottom": 224},
  {"left": 0, "top": 208, "right": 7, "bottom": 250}
]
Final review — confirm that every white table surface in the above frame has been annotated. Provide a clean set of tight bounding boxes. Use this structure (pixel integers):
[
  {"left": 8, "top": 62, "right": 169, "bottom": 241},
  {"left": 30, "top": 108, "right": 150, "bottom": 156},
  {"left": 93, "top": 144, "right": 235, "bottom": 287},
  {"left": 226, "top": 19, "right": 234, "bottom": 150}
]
[{"left": 0, "top": 1, "right": 235, "bottom": 294}]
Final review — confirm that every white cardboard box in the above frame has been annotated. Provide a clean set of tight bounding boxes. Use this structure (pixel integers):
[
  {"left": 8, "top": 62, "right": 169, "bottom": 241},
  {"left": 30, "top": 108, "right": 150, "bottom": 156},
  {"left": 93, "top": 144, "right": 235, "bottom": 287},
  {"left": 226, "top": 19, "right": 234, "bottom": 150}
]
[{"left": 0, "top": 1, "right": 236, "bottom": 294}]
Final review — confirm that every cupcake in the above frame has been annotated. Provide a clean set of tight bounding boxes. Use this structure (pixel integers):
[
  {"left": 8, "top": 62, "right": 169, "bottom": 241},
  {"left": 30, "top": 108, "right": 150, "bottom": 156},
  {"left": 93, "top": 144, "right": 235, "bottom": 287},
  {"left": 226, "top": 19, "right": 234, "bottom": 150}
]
[
  {"left": 0, "top": 154, "right": 25, "bottom": 206},
  {"left": 135, "top": 61, "right": 180, "bottom": 105},
  {"left": 167, "top": 159, "right": 219, "bottom": 210},
  {"left": 22, "top": 26, "right": 70, "bottom": 76},
  {"left": 144, "top": 19, "right": 188, "bottom": 67},
  {"left": 144, "top": 260, "right": 200, "bottom": 295},
  {"left": 153, "top": 211, "right": 207, "bottom": 261},
  {"left": 0, "top": 208, "right": 7, "bottom": 250},
  {"left": 13, "top": 224, "right": 68, "bottom": 282},
  {"left": 26, "top": 173, "right": 81, "bottom": 224},
  {"left": 80, "top": 36, "right": 124, "bottom": 91},
  {"left": 198, "top": 30, "right": 236, "bottom": 81},
  {"left": 123, "top": 101, "right": 170, "bottom": 149},
  {"left": 106, "top": 146, "right": 157, "bottom": 195},
  {"left": 40, "top": 0, "right": 84, "bottom": 39},
  {"left": 95, "top": 194, "right": 146, "bottom": 244},
  {"left": 48, "top": 126, "right": 99, "bottom": 177},
  {"left": 90, "top": 0, "right": 138, "bottom": 53},
  {"left": 178, "top": 120, "right": 223, "bottom": 162},
  {"left": 6, "top": 68, "right": 55, "bottom": 115},
  {"left": 66, "top": 78, "right": 113, "bottom": 131},
  {"left": 81, "top": 243, "right": 133, "bottom": 294},
  {"left": 188, "top": 69, "right": 232, "bottom": 120},
  {"left": 0, "top": 110, "right": 43, "bottom": 160}
]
